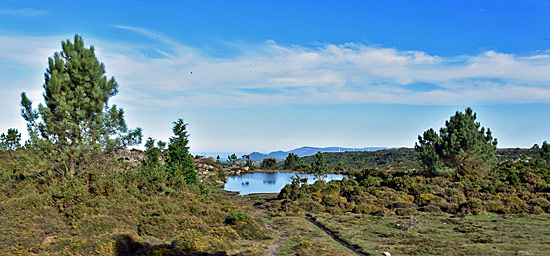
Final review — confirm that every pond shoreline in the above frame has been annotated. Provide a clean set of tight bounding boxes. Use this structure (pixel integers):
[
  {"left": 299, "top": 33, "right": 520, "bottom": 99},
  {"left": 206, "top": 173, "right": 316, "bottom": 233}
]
[{"left": 223, "top": 172, "right": 348, "bottom": 195}]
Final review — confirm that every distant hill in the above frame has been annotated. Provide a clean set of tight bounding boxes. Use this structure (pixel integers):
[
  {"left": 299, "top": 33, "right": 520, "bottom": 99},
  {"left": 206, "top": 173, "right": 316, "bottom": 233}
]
[{"left": 249, "top": 146, "right": 388, "bottom": 161}]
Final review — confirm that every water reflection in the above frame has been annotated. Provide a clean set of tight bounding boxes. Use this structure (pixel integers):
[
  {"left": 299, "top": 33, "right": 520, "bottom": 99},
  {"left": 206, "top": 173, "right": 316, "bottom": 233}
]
[{"left": 224, "top": 172, "right": 347, "bottom": 195}]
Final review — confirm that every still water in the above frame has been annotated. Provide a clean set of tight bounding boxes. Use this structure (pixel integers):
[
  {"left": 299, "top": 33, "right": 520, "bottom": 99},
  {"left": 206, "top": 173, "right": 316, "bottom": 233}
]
[{"left": 224, "top": 172, "right": 347, "bottom": 195}]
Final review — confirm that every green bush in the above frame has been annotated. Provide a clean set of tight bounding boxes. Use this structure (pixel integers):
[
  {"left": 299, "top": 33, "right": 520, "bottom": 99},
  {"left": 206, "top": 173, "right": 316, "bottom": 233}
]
[{"left": 225, "top": 210, "right": 251, "bottom": 225}]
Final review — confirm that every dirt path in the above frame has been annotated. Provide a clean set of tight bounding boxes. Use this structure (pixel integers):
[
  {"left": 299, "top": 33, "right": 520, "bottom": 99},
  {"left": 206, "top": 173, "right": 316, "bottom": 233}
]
[
  {"left": 251, "top": 200, "right": 288, "bottom": 256},
  {"left": 305, "top": 215, "right": 370, "bottom": 256},
  {"left": 265, "top": 223, "right": 289, "bottom": 256}
]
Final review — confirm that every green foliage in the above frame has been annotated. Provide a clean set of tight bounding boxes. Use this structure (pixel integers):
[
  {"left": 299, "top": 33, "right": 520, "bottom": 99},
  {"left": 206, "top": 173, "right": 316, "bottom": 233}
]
[
  {"left": 166, "top": 118, "right": 197, "bottom": 185},
  {"left": 416, "top": 107, "right": 498, "bottom": 179},
  {"left": 227, "top": 153, "right": 238, "bottom": 164},
  {"left": 0, "top": 152, "right": 269, "bottom": 255},
  {"left": 143, "top": 137, "right": 161, "bottom": 168},
  {"left": 299, "top": 148, "right": 420, "bottom": 171},
  {"left": 260, "top": 157, "right": 277, "bottom": 169},
  {"left": 309, "top": 151, "right": 328, "bottom": 180},
  {"left": 20, "top": 35, "right": 141, "bottom": 177},
  {"left": 242, "top": 154, "right": 254, "bottom": 169},
  {"left": 0, "top": 128, "right": 21, "bottom": 151},
  {"left": 269, "top": 158, "right": 550, "bottom": 217},
  {"left": 284, "top": 153, "right": 302, "bottom": 170},
  {"left": 541, "top": 141, "right": 550, "bottom": 160},
  {"left": 225, "top": 210, "right": 251, "bottom": 225}
]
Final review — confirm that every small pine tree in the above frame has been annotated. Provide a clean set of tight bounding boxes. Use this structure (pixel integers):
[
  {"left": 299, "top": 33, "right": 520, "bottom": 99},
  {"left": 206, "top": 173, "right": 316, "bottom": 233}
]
[
  {"left": 242, "top": 154, "right": 254, "bottom": 168},
  {"left": 157, "top": 140, "right": 166, "bottom": 152},
  {"left": 415, "top": 107, "right": 497, "bottom": 179},
  {"left": 310, "top": 151, "right": 328, "bottom": 180},
  {"left": 0, "top": 128, "right": 21, "bottom": 151},
  {"left": 166, "top": 119, "right": 197, "bottom": 185},
  {"left": 541, "top": 141, "right": 550, "bottom": 161},
  {"left": 143, "top": 137, "right": 161, "bottom": 168},
  {"left": 227, "top": 153, "right": 238, "bottom": 164},
  {"left": 284, "top": 153, "right": 302, "bottom": 171},
  {"left": 261, "top": 158, "right": 277, "bottom": 169}
]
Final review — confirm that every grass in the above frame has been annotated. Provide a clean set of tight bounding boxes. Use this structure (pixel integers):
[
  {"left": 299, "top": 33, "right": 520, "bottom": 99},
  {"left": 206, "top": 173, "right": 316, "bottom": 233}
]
[
  {"left": 242, "top": 193, "right": 356, "bottom": 255},
  {"left": 270, "top": 216, "right": 355, "bottom": 256},
  {"left": 315, "top": 212, "right": 550, "bottom": 256}
]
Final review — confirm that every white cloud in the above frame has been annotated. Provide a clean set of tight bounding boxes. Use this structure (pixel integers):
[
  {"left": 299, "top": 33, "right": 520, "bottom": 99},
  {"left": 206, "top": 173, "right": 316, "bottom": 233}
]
[{"left": 1, "top": 30, "right": 549, "bottom": 112}]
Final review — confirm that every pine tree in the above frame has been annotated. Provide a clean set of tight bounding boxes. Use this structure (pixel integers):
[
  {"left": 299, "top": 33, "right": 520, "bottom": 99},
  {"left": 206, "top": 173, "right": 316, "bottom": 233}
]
[
  {"left": 20, "top": 35, "right": 141, "bottom": 176},
  {"left": 166, "top": 118, "right": 197, "bottom": 185},
  {"left": 260, "top": 158, "right": 277, "bottom": 169},
  {"left": 310, "top": 151, "right": 328, "bottom": 180},
  {"left": 143, "top": 137, "right": 161, "bottom": 168},
  {"left": 284, "top": 153, "right": 302, "bottom": 170},
  {"left": 0, "top": 128, "right": 21, "bottom": 151},
  {"left": 415, "top": 107, "right": 497, "bottom": 179},
  {"left": 541, "top": 141, "right": 550, "bottom": 161},
  {"left": 227, "top": 153, "right": 238, "bottom": 164}
]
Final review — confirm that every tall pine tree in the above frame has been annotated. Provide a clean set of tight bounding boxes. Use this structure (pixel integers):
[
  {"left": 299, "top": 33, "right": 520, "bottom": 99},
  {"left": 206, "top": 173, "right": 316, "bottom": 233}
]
[{"left": 20, "top": 35, "right": 142, "bottom": 176}]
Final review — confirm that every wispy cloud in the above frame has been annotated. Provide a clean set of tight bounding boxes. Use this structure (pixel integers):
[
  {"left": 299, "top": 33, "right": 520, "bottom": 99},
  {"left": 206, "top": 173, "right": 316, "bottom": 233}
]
[
  {"left": 1, "top": 30, "right": 549, "bottom": 110},
  {"left": 110, "top": 25, "right": 186, "bottom": 50},
  {"left": 0, "top": 8, "right": 48, "bottom": 17},
  {"left": 99, "top": 30, "right": 550, "bottom": 107}
]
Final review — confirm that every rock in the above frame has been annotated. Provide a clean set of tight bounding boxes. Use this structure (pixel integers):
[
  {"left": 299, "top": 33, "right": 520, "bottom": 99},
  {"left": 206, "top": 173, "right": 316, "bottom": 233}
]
[{"left": 383, "top": 252, "right": 391, "bottom": 256}]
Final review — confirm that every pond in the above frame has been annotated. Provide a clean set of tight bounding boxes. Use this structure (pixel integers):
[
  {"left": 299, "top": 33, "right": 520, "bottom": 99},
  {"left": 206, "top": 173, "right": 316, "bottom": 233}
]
[{"left": 223, "top": 172, "right": 347, "bottom": 195}]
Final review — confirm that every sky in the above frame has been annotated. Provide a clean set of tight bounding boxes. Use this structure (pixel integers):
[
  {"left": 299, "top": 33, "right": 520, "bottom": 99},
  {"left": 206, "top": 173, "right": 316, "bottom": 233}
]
[{"left": 0, "top": 0, "right": 549, "bottom": 155}]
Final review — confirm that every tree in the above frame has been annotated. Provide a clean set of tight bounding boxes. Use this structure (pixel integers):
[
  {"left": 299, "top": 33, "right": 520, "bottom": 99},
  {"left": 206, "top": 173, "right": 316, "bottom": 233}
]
[
  {"left": 309, "top": 151, "right": 328, "bottom": 180},
  {"left": 0, "top": 128, "right": 21, "bottom": 151},
  {"left": 415, "top": 107, "right": 498, "bottom": 179},
  {"left": 157, "top": 140, "right": 166, "bottom": 152},
  {"left": 227, "top": 153, "right": 238, "bottom": 164},
  {"left": 242, "top": 154, "right": 254, "bottom": 168},
  {"left": 284, "top": 153, "right": 302, "bottom": 170},
  {"left": 166, "top": 118, "right": 196, "bottom": 185},
  {"left": 20, "top": 34, "right": 141, "bottom": 176},
  {"left": 541, "top": 141, "right": 550, "bottom": 161},
  {"left": 143, "top": 137, "right": 161, "bottom": 168},
  {"left": 335, "top": 161, "right": 346, "bottom": 172},
  {"left": 261, "top": 158, "right": 277, "bottom": 169}
]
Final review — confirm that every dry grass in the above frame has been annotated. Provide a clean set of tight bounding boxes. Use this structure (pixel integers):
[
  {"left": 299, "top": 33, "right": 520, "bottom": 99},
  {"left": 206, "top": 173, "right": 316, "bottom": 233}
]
[{"left": 315, "top": 212, "right": 550, "bottom": 256}]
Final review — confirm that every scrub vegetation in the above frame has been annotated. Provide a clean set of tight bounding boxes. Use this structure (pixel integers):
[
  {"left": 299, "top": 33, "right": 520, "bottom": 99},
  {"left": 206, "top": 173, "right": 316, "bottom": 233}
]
[{"left": 1, "top": 35, "right": 549, "bottom": 255}]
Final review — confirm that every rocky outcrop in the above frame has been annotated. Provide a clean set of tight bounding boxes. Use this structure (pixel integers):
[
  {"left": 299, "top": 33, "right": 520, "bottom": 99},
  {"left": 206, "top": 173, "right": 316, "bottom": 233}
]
[
  {"left": 194, "top": 158, "right": 252, "bottom": 186},
  {"left": 115, "top": 148, "right": 144, "bottom": 167}
]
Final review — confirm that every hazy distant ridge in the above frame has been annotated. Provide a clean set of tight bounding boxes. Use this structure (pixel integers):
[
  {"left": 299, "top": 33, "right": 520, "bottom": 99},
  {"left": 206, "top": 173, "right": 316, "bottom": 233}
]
[{"left": 249, "top": 146, "right": 388, "bottom": 161}]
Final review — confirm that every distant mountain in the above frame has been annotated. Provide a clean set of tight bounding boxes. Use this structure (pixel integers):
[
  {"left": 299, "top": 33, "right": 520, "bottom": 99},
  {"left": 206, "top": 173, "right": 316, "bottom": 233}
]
[{"left": 249, "top": 146, "right": 389, "bottom": 161}]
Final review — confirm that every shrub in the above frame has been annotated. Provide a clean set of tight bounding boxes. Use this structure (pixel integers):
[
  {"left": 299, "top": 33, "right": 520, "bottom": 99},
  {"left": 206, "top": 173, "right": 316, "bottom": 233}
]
[
  {"left": 353, "top": 204, "right": 380, "bottom": 214},
  {"left": 458, "top": 199, "right": 486, "bottom": 215},
  {"left": 420, "top": 205, "right": 443, "bottom": 213},
  {"left": 225, "top": 210, "right": 251, "bottom": 225}
]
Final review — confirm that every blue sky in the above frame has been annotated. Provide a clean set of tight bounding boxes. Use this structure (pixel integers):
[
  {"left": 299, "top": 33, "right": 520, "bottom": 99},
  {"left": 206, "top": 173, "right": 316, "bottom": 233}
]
[{"left": 0, "top": 0, "right": 549, "bottom": 154}]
